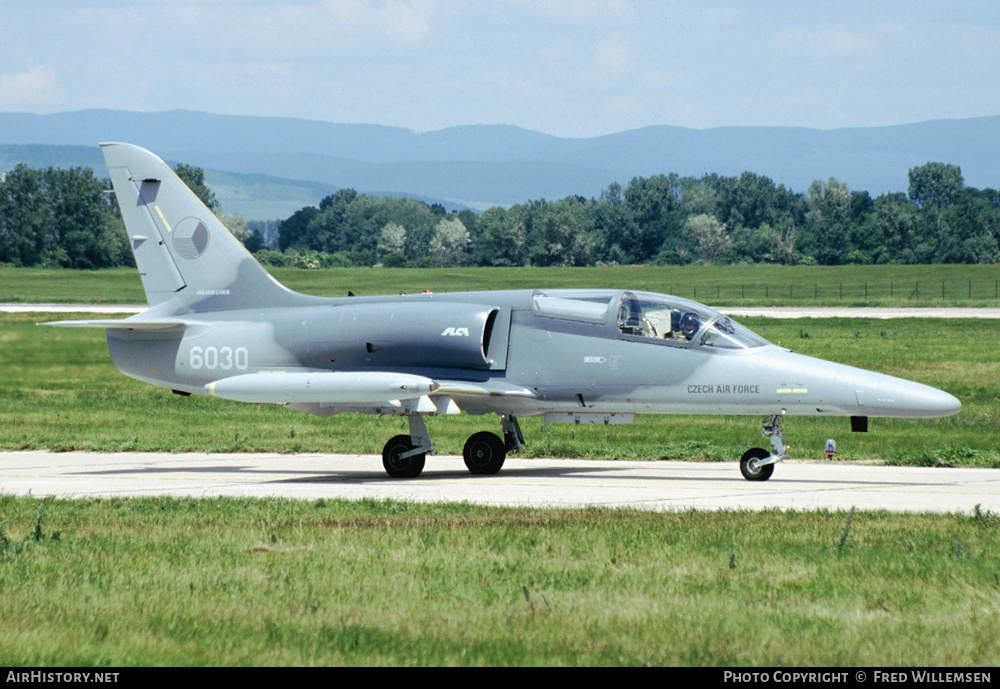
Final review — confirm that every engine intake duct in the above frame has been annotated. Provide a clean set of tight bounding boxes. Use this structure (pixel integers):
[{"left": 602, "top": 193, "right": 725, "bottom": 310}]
[{"left": 320, "top": 302, "right": 507, "bottom": 370}]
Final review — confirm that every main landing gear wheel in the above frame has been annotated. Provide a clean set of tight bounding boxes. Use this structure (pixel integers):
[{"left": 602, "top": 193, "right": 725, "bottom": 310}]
[
  {"left": 740, "top": 447, "right": 774, "bottom": 481},
  {"left": 463, "top": 431, "right": 506, "bottom": 475},
  {"left": 382, "top": 434, "right": 426, "bottom": 478}
]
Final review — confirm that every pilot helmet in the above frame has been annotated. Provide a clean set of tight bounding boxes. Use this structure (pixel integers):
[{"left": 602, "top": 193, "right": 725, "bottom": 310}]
[{"left": 680, "top": 312, "right": 700, "bottom": 339}]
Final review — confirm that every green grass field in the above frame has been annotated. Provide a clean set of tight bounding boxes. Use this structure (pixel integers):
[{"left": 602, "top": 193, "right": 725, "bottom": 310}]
[
  {"left": 0, "top": 496, "right": 997, "bottom": 666},
  {"left": 3, "top": 263, "right": 1000, "bottom": 306}
]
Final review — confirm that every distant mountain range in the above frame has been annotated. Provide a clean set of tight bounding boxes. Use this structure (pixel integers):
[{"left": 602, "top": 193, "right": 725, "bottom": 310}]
[{"left": 1, "top": 109, "right": 997, "bottom": 220}]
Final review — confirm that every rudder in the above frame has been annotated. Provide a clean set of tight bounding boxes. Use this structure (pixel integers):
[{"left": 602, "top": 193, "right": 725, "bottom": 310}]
[{"left": 101, "top": 143, "right": 311, "bottom": 313}]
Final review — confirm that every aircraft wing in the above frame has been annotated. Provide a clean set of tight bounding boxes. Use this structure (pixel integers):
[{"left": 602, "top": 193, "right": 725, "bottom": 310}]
[
  {"left": 432, "top": 381, "right": 537, "bottom": 398},
  {"left": 273, "top": 375, "right": 537, "bottom": 418},
  {"left": 206, "top": 371, "right": 536, "bottom": 405}
]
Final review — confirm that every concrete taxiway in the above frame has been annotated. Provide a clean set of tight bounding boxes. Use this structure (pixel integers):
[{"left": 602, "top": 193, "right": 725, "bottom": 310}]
[{"left": 2, "top": 451, "right": 997, "bottom": 514}]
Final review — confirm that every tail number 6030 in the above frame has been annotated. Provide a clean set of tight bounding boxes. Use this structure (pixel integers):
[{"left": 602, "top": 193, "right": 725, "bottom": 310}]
[{"left": 189, "top": 346, "right": 249, "bottom": 370}]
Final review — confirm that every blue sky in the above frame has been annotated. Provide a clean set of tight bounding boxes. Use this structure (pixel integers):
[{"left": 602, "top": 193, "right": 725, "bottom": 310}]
[{"left": 2, "top": 0, "right": 998, "bottom": 137}]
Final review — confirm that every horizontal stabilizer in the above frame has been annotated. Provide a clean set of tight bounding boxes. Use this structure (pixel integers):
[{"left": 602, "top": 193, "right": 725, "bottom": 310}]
[{"left": 41, "top": 319, "right": 187, "bottom": 331}]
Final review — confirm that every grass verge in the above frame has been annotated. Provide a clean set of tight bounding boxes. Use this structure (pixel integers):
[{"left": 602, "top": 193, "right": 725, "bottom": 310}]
[
  {"left": 0, "top": 496, "right": 997, "bottom": 666},
  {"left": 3, "top": 264, "right": 1000, "bottom": 307}
]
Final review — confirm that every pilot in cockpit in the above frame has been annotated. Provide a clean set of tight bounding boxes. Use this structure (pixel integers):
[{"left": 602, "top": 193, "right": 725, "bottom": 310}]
[
  {"left": 668, "top": 310, "right": 701, "bottom": 341},
  {"left": 619, "top": 293, "right": 701, "bottom": 342},
  {"left": 679, "top": 312, "right": 700, "bottom": 340}
]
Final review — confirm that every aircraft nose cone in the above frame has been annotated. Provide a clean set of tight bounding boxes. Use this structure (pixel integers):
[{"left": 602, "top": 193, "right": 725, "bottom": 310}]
[{"left": 873, "top": 378, "right": 961, "bottom": 418}]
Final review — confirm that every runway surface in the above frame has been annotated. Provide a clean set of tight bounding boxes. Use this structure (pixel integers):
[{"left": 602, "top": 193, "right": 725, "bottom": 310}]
[{"left": 2, "top": 451, "right": 997, "bottom": 514}]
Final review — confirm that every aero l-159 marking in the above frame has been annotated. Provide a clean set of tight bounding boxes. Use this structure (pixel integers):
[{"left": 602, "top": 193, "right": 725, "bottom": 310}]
[{"left": 46, "top": 144, "right": 961, "bottom": 481}]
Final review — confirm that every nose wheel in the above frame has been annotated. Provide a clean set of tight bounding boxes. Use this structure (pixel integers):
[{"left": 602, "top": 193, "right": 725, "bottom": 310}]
[
  {"left": 739, "top": 414, "right": 789, "bottom": 481},
  {"left": 740, "top": 448, "right": 774, "bottom": 481}
]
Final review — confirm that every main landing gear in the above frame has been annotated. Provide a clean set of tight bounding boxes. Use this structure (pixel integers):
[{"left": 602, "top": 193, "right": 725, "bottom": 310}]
[
  {"left": 381, "top": 414, "right": 524, "bottom": 479},
  {"left": 739, "top": 414, "right": 789, "bottom": 481},
  {"left": 381, "top": 412, "right": 793, "bottom": 482}
]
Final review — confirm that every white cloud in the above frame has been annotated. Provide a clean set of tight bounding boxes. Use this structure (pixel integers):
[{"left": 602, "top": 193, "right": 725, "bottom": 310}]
[
  {"left": 773, "top": 26, "right": 878, "bottom": 57},
  {"left": 593, "top": 32, "right": 633, "bottom": 77},
  {"left": 375, "top": 0, "right": 435, "bottom": 46},
  {"left": 510, "top": 0, "right": 636, "bottom": 26},
  {"left": 0, "top": 65, "right": 58, "bottom": 109},
  {"left": 303, "top": 0, "right": 437, "bottom": 49}
]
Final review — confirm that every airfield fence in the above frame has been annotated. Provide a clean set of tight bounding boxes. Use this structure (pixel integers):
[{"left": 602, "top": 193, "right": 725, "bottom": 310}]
[{"left": 665, "top": 278, "right": 1000, "bottom": 304}]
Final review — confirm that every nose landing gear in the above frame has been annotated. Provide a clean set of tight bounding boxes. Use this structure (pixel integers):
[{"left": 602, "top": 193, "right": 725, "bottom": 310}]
[{"left": 739, "top": 414, "right": 789, "bottom": 481}]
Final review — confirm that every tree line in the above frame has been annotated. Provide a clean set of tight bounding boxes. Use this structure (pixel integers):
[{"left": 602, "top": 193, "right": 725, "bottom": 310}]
[
  {"left": 0, "top": 162, "right": 247, "bottom": 269},
  {"left": 269, "top": 161, "right": 1000, "bottom": 268},
  {"left": 2, "top": 160, "right": 998, "bottom": 269},
  {"left": 0, "top": 165, "right": 130, "bottom": 269}
]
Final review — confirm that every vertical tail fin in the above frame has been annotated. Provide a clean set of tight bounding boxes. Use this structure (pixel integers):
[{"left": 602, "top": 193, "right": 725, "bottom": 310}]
[{"left": 101, "top": 143, "right": 313, "bottom": 313}]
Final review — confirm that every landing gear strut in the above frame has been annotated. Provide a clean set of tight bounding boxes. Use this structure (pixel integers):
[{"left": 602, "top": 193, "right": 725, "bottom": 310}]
[
  {"left": 381, "top": 414, "right": 522, "bottom": 478},
  {"left": 739, "top": 414, "right": 789, "bottom": 482},
  {"left": 502, "top": 414, "right": 524, "bottom": 453}
]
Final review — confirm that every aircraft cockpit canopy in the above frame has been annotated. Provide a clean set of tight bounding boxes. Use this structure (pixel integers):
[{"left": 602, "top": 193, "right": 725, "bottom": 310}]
[
  {"left": 530, "top": 289, "right": 770, "bottom": 350},
  {"left": 616, "top": 291, "right": 769, "bottom": 350}
]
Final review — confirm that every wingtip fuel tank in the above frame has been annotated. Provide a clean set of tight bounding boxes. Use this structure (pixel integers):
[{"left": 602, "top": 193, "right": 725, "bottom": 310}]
[{"left": 206, "top": 371, "right": 439, "bottom": 405}]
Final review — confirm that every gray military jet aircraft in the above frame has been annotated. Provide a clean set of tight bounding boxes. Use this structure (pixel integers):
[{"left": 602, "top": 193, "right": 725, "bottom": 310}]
[{"left": 47, "top": 143, "right": 961, "bottom": 481}]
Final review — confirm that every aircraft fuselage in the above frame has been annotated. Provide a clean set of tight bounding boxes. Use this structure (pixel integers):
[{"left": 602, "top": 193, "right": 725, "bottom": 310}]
[{"left": 106, "top": 288, "right": 959, "bottom": 421}]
